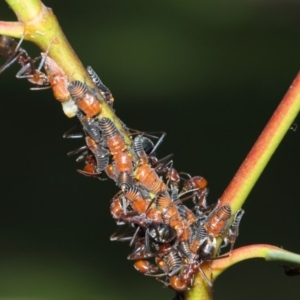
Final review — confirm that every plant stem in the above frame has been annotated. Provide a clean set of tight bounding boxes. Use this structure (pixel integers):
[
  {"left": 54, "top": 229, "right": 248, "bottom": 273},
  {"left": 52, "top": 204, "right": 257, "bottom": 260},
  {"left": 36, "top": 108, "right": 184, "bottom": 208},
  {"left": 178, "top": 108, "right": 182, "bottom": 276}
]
[
  {"left": 212, "top": 244, "right": 300, "bottom": 279},
  {"left": 0, "top": 21, "right": 24, "bottom": 37},
  {"left": 188, "top": 73, "right": 300, "bottom": 299},
  {"left": 219, "top": 72, "right": 300, "bottom": 213}
]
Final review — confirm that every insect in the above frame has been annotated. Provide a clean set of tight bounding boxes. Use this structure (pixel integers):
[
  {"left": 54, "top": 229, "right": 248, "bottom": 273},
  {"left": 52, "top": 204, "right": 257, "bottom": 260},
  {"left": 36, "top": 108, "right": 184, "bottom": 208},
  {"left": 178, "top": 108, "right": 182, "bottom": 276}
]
[
  {"left": 204, "top": 204, "right": 232, "bottom": 237},
  {"left": 0, "top": 35, "right": 49, "bottom": 87},
  {"left": 154, "top": 159, "right": 180, "bottom": 189},
  {"left": 123, "top": 186, "right": 149, "bottom": 214},
  {"left": 181, "top": 174, "right": 209, "bottom": 212},
  {"left": 134, "top": 247, "right": 182, "bottom": 280},
  {"left": 63, "top": 113, "right": 110, "bottom": 178},
  {"left": 155, "top": 192, "right": 185, "bottom": 237},
  {"left": 112, "top": 151, "right": 134, "bottom": 190},
  {"left": 83, "top": 136, "right": 110, "bottom": 174},
  {"left": 40, "top": 52, "right": 78, "bottom": 118},
  {"left": 156, "top": 248, "right": 183, "bottom": 277},
  {"left": 281, "top": 264, "right": 300, "bottom": 276},
  {"left": 135, "top": 164, "right": 168, "bottom": 194},
  {"left": 0, "top": 38, "right": 76, "bottom": 118},
  {"left": 86, "top": 65, "right": 114, "bottom": 107},
  {"left": 0, "top": 35, "right": 29, "bottom": 73},
  {"left": 169, "top": 234, "right": 217, "bottom": 291},
  {"left": 109, "top": 187, "right": 161, "bottom": 231},
  {"left": 99, "top": 117, "right": 127, "bottom": 155},
  {"left": 222, "top": 209, "right": 245, "bottom": 252},
  {"left": 68, "top": 80, "right": 102, "bottom": 117},
  {"left": 133, "top": 135, "right": 150, "bottom": 166},
  {"left": 134, "top": 259, "right": 159, "bottom": 274}
]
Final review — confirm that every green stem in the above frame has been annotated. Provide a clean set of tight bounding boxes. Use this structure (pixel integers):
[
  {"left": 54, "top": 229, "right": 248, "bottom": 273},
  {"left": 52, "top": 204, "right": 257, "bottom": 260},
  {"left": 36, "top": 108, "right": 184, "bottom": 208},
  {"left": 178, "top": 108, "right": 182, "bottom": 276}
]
[
  {"left": 0, "top": 21, "right": 24, "bottom": 37},
  {"left": 5, "top": 0, "right": 43, "bottom": 23},
  {"left": 212, "top": 244, "right": 300, "bottom": 279}
]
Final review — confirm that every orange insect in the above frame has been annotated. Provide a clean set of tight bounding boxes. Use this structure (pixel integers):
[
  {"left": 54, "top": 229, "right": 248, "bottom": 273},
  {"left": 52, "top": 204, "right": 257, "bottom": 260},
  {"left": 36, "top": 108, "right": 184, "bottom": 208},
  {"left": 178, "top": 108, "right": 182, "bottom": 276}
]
[
  {"left": 41, "top": 53, "right": 70, "bottom": 102},
  {"left": 204, "top": 204, "right": 232, "bottom": 237},
  {"left": 135, "top": 164, "right": 167, "bottom": 194},
  {"left": 113, "top": 151, "right": 134, "bottom": 190},
  {"left": 134, "top": 260, "right": 158, "bottom": 274},
  {"left": 105, "top": 164, "right": 116, "bottom": 181},
  {"left": 40, "top": 53, "right": 78, "bottom": 118},
  {"left": 135, "top": 247, "right": 182, "bottom": 278},
  {"left": 124, "top": 186, "right": 149, "bottom": 214},
  {"left": 68, "top": 80, "right": 102, "bottom": 117},
  {"left": 181, "top": 174, "right": 209, "bottom": 211},
  {"left": 79, "top": 154, "right": 98, "bottom": 175},
  {"left": 99, "top": 117, "right": 127, "bottom": 155},
  {"left": 155, "top": 192, "right": 193, "bottom": 244},
  {"left": 110, "top": 192, "right": 125, "bottom": 220}
]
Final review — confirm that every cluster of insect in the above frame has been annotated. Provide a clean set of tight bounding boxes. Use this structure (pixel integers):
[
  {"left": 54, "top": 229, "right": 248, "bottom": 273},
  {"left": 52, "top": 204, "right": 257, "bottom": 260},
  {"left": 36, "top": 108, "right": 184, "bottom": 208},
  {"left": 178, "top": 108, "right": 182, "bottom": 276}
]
[{"left": 0, "top": 35, "right": 245, "bottom": 291}]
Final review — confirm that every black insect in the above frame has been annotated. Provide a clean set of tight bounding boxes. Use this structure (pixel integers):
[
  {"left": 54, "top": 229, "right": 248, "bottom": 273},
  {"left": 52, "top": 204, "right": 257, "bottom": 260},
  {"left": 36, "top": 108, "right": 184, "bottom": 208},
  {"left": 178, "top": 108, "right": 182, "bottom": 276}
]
[{"left": 281, "top": 264, "right": 300, "bottom": 276}]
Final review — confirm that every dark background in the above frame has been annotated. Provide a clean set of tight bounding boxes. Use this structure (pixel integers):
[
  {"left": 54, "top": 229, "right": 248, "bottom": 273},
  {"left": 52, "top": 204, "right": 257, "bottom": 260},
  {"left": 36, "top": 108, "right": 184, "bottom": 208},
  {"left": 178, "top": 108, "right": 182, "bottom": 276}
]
[{"left": 0, "top": 0, "right": 300, "bottom": 299}]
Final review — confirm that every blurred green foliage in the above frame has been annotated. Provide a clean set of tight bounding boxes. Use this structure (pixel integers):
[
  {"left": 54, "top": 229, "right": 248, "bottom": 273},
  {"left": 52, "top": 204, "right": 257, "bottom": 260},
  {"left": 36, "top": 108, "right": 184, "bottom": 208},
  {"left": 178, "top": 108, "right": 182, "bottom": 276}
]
[{"left": 0, "top": 0, "right": 299, "bottom": 299}]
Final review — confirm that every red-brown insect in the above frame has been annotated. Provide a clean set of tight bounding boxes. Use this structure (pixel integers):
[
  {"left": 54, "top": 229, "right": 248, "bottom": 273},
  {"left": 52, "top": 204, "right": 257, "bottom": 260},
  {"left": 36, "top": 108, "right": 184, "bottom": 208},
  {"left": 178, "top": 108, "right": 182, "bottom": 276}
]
[
  {"left": 99, "top": 117, "right": 127, "bottom": 155},
  {"left": 124, "top": 186, "right": 149, "bottom": 214},
  {"left": 109, "top": 187, "right": 158, "bottom": 225},
  {"left": 105, "top": 164, "right": 116, "bottom": 181},
  {"left": 0, "top": 35, "right": 49, "bottom": 87},
  {"left": 79, "top": 153, "right": 99, "bottom": 175},
  {"left": 135, "top": 164, "right": 168, "bottom": 194},
  {"left": 154, "top": 159, "right": 180, "bottom": 189},
  {"left": 181, "top": 174, "right": 209, "bottom": 211},
  {"left": 134, "top": 260, "right": 158, "bottom": 274},
  {"left": 204, "top": 204, "right": 232, "bottom": 237},
  {"left": 110, "top": 192, "right": 126, "bottom": 220},
  {"left": 40, "top": 53, "right": 79, "bottom": 118},
  {"left": 113, "top": 151, "right": 134, "bottom": 190},
  {"left": 41, "top": 53, "right": 70, "bottom": 101},
  {"left": 68, "top": 80, "right": 102, "bottom": 117},
  {"left": 156, "top": 193, "right": 182, "bottom": 230},
  {"left": 134, "top": 246, "right": 182, "bottom": 281}
]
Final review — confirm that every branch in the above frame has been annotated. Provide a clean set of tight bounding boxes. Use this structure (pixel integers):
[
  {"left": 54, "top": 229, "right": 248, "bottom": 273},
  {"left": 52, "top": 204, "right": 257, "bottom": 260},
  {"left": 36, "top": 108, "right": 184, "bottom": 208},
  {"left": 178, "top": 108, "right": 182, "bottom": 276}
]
[
  {"left": 212, "top": 244, "right": 300, "bottom": 279},
  {"left": 188, "top": 72, "right": 300, "bottom": 299},
  {"left": 219, "top": 72, "right": 300, "bottom": 213}
]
